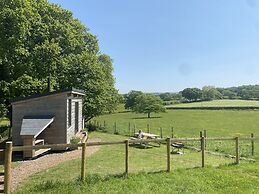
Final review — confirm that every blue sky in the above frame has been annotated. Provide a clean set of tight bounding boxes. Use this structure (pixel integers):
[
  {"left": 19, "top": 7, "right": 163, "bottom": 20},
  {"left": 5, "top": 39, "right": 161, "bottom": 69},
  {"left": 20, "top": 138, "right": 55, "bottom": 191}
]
[{"left": 49, "top": 0, "right": 259, "bottom": 93}]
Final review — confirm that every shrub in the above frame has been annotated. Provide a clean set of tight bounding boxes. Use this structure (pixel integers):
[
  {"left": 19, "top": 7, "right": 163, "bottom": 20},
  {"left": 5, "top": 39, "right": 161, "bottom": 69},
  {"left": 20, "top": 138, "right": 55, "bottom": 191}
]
[
  {"left": 70, "top": 136, "right": 81, "bottom": 144},
  {"left": 86, "top": 122, "right": 105, "bottom": 132}
]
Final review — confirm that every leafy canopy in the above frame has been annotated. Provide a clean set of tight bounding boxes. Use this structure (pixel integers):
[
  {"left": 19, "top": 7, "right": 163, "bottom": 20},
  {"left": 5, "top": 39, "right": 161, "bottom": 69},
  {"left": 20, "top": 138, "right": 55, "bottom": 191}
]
[
  {"left": 132, "top": 94, "right": 165, "bottom": 118},
  {"left": 0, "top": 0, "right": 119, "bottom": 120},
  {"left": 202, "top": 86, "right": 222, "bottom": 101},
  {"left": 182, "top": 88, "right": 202, "bottom": 101},
  {"left": 124, "top": 90, "right": 144, "bottom": 110}
]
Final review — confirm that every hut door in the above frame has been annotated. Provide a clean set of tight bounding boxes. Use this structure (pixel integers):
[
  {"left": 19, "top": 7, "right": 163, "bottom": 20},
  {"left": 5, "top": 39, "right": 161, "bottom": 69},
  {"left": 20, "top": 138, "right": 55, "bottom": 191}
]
[{"left": 75, "top": 102, "right": 79, "bottom": 133}]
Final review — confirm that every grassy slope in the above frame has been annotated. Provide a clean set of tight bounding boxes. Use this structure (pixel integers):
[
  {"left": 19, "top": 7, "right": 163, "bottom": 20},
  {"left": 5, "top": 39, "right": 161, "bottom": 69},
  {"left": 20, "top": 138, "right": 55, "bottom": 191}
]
[
  {"left": 14, "top": 132, "right": 258, "bottom": 194},
  {"left": 166, "top": 99, "right": 259, "bottom": 108},
  {"left": 95, "top": 109, "right": 259, "bottom": 137},
  {"left": 95, "top": 109, "right": 259, "bottom": 159}
]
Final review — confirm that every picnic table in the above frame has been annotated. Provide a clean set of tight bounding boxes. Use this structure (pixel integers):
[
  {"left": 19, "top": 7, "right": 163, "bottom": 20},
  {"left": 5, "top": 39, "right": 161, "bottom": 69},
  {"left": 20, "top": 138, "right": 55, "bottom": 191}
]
[
  {"left": 134, "top": 132, "right": 159, "bottom": 139},
  {"left": 130, "top": 132, "right": 160, "bottom": 148}
]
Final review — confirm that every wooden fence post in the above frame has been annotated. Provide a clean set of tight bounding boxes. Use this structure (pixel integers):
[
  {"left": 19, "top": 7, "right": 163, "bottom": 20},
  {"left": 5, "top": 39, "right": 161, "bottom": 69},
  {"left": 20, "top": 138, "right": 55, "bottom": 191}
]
[
  {"left": 81, "top": 142, "right": 86, "bottom": 181},
  {"left": 160, "top": 127, "right": 163, "bottom": 138},
  {"left": 133, "top": 124, "right": 136, "bottom": 135},
  {"left": 251, "top": 133, "right": 254, "bottom": 156},
  {"left": 171, "top": 127, "right": 174, "bottom": 138},
  {"left": 125, "top": 140, "right": 129, "bottom": 177},
  {"left": 4, "top": 141, "right": 12, "bottom": 194},
  {"left": 203, "top": 130, "right": 207, "bottom": 149},
  {"left": 128, "top": 122, "right": 131, "bottom": 136},
  {"left": 114, "top": 122, "right": 117, "bottom": 134},
  {"left": 166, "top": 138, "right": 171, "bottom": 172},
  {"left": 235, "top": 137, "right": 240, "bottom": 165},
  {"left": 147, "top": 124, "right": 150, "bottom": 133},
  {"left": 200, "top": 131, "right": 203, "bottom": 150},
  {"left": 201, "top": 136, "right": 205, "bottom": 168},
  {"left": 103, "top": 121, "right": 106, "bottom": 129}
]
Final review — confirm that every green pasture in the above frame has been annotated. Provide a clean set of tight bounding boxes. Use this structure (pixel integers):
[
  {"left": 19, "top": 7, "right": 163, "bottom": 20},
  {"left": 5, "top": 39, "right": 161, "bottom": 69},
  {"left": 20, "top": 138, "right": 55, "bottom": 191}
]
[
  {"left": 94, "top": 109, "right": 259, "bottom": 137},
  {"left": 166, "top": 99, "right": 259, "bottom": 108},
  {"left": 14, "top": 132, "right": 258, "bottom": 194},
  {"left": 94, "top": 109, "right": 259, "bottom": 159}
]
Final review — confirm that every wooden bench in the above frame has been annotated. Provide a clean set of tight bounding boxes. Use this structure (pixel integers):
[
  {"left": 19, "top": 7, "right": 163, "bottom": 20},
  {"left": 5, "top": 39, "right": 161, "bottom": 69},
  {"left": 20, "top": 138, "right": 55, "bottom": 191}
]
[
  {"left": 34, "top": 139, "right": 49, "bottom": 157},
  {"left": 35, "top": 139, "right": 44, "bottom": 145}
]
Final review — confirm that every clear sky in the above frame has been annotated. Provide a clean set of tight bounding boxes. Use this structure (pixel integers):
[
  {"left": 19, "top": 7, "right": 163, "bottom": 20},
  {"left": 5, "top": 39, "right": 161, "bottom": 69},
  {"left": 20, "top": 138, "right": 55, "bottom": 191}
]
[{"left": 49, "top": 0, "right": 259, "bottom": 93}]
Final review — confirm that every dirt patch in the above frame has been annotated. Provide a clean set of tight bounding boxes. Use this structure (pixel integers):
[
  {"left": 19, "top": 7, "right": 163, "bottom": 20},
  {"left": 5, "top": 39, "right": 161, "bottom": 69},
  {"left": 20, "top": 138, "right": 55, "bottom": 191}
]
[{"left": 11, "top": 138, "right": 100, "bottom": 191}]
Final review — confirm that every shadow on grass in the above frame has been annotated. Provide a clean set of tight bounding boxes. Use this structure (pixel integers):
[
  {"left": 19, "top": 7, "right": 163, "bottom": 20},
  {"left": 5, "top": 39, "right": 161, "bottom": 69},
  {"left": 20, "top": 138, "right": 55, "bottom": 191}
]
[
  {"left": 129, "top": 144, "right": 153, "bottom": 149},
  {"left": 117, "top": 110, "right": 131, "bottom": 113},
  {"left": 132, "top": 116, "right": 162, "bottom": 120}
]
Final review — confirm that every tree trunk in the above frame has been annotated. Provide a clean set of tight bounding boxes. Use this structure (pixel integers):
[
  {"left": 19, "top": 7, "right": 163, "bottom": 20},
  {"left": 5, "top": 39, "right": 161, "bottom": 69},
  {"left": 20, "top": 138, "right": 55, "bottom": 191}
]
[{"left": 148, "top": 112, "right": 151, "bottom": 118}]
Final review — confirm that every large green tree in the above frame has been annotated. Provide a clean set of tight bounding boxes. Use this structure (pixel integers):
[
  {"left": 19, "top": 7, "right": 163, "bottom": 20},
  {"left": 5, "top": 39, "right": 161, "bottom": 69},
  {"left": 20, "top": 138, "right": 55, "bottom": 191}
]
[
  {"left": 202, "top": 86, "right": 222, "bottom": 101},
  {"left": 124, "top": 90, "right": 143, "bottom": 110},
  {"left": 182, "top": 88, "right": 202, "bottom": 101},
  {"left": 132, "top": 94, "right": 165, "bottom": 118},
  {"left": 0, "top": 0, "right": 119, "bottom": 120}
]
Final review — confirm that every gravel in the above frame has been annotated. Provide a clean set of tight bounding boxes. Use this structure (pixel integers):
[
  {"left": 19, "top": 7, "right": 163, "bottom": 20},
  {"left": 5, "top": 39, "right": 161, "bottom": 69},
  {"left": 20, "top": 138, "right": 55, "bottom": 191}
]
[{"left": 11, "top": 138, "right": 100, "bottom": 191}]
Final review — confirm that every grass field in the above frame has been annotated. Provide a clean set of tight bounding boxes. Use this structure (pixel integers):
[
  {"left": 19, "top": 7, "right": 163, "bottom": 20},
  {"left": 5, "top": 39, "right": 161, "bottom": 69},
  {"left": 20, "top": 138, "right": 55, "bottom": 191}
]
[
  {"left": 94, "top": 109, "right": 259, "bottom": 159},
  {"left": 166, "top": 99, "right": 259, "bottom": 108},
  {"left": 95, "top": 109, "right": 259, "bottom": 138},
  {"left": 14, "top": 132, "right": 258, "bottom": 194}
]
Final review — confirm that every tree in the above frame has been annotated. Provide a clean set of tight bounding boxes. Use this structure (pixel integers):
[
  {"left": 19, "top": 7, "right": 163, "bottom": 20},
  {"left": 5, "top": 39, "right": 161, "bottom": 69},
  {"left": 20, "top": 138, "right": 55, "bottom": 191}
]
[
  {"left": 159, "top": 93, "right": 173, "bottom": 101},
  {"left": 221, "top": 89, "right": 237, "bottom": 99},
  {"left": 202, "top": 86, "right": 222, "bottom": 101},
  {"left": 124, "top": 90, "right": 143, "bottom": 110},
  {"left": 0, "top": 0, "right": 119, "bottom": 120},
  {"left": 132, "top": 94, "right": 165, "bottom": 118},
  {"left": 182, "top": 88, "right": 202, "bottom": 101}
]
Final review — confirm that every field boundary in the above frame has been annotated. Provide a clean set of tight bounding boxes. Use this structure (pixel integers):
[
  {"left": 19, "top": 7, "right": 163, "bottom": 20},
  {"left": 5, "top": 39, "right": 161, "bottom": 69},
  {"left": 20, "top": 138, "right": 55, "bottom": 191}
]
[
  {"left": 2, "top": 136, "right": 259, "bottom": 194},
  {"left": 166, "top": 106, "right": 259, "bottom": 110}
]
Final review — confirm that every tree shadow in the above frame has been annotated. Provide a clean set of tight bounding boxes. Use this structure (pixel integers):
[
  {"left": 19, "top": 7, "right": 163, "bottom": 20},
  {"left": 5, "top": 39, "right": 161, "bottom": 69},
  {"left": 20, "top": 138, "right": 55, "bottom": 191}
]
[
  {"left": 131, "top": 116, "right": 162, "bottom": 120},
  {"left": 129, "top": 144, "right": 153, "bottom": 149}
]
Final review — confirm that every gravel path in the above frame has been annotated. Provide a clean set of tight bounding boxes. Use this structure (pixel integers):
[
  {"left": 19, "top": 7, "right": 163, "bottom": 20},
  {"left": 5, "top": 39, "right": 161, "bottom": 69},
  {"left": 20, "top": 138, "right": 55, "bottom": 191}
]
[{"left": 11, "top": 138, "right": 100, "bottom": 191}]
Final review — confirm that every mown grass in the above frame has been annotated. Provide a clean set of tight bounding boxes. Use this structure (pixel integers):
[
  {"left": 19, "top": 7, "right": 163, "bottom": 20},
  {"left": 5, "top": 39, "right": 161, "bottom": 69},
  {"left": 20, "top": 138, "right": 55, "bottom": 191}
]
[
  {"left": 14, "top": 132, "right": 258, "bottom": 194},
  {"left": 95, "top": 109, "right": 259, "bottom": 138},
  {"left": 94, "top": 109, "right": 259, "bottom": 159},
  {"left": 14, "top": 165, "right": 259, "bottom": 194},
  {"left": 166, "top": 99, "right": 259, "bottom": 108}
]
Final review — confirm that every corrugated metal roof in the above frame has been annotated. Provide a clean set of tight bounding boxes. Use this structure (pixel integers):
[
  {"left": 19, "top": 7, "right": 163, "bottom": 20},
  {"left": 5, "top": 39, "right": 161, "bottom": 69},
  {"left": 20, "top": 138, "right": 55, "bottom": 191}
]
[{"left": 20, "top": 115, "right": 55, "bottom": 137}]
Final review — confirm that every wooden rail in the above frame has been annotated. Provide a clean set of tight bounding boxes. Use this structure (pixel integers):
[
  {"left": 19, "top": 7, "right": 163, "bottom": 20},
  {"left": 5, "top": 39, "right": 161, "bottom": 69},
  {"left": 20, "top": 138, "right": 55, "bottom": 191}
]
[{"left": 2, "top": 136, "right": 258, "bottom": 194}]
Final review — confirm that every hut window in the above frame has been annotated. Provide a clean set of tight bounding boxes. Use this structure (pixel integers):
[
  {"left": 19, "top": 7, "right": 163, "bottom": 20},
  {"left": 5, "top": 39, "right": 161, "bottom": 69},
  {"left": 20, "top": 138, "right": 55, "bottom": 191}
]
[{"left": 68, "top": 99, "right": 72, "bottom": 127}]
